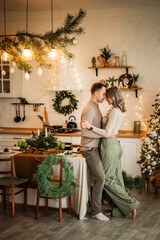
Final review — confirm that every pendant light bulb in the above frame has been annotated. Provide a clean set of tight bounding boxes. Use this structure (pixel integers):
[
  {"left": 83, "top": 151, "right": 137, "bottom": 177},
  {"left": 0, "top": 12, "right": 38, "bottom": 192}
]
[
  {"left": 49, "top": 49, "right": 56, "bottom": 59},
  {"left": 25, "top": 72, "right": 30, "bottom": 80},
  {"left": 22, "top": 49, "right": 32, "bottom": 60},
  {"left": 2, "top": 52, "right": 9, "bottom": 62}
]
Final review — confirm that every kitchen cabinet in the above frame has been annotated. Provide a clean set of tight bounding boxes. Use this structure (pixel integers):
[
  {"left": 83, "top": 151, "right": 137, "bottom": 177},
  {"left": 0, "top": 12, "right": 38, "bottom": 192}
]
[
  {"left": 118, "top": 137, "right": 141, "bottom": 176},
  {"left": 0, "top": 134, "right": 30, "bottom": 148}
]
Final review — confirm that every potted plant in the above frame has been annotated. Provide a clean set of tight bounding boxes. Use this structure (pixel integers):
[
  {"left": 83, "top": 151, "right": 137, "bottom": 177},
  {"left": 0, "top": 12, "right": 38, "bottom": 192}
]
[
  {"left": 99, "top": 45, "right": 114, "bottom": 67},
  {"left": 132, "top": 73, "right": 139, "bottom": 88}
]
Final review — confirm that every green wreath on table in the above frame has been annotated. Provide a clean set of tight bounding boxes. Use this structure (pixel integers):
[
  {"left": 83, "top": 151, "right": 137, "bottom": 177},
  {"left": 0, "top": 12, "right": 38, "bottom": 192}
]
[
  {"left": 33, "top": 154, "right": 77, "bottom": 199},
  {"left": 52, "top": 91, "right": 78, "bottom": 116}
]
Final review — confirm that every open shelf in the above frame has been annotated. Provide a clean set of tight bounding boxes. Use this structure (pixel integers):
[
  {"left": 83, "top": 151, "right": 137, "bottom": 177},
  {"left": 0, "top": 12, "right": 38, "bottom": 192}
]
[
  {"left": 88, "top": 66, "right": 133, "bottom": 77},
  {"left": 120, "top": 87, "right": 142, "bottom": 97}
]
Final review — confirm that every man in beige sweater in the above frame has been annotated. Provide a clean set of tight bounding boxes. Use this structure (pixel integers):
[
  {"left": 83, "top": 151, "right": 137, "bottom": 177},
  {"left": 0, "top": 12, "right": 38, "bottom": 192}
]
[{"left": 81, "top": 82, "right": 111, "bottom": 221}]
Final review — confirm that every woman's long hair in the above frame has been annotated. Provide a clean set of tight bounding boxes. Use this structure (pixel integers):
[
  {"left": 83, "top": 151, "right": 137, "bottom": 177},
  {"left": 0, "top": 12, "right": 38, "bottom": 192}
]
[{"left": 106, "top": 87, "right": 126, "bottom": 112}]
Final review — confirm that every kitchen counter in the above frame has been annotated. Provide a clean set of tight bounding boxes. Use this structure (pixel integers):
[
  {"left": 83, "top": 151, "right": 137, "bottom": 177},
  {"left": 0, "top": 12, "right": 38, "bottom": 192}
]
[{"left": 0, "top": 127, "right": 147, "bottom": 138}]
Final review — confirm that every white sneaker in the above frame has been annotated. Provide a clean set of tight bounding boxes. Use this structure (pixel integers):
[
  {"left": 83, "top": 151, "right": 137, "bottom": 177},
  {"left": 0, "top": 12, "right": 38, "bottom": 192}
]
[{"left": 91, "top": 213, "right": 109, "bottom": 221}]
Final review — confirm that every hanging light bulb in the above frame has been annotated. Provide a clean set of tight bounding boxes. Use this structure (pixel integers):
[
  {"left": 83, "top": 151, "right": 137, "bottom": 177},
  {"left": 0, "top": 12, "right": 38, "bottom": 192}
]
[
  {"left": 22, "top": 49, "right": 32, "bottom": 60},
  {"left": 2, "top": 52, "right": 9, "bottom": 61},
  {"left": 37, "top": 66, "right": 43, "bottom": 76},
  {"left": 49, "top": 48, "right": 57, "bottom": 59},
  {"left": 25, "top": 72, "right": 30, "bottom": 80}
]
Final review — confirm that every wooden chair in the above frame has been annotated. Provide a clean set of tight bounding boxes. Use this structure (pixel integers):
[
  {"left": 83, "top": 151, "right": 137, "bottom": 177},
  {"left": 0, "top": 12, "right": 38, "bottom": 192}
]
[
  {"left": 0, "top": 157, "right": 28, "bottom": 217},
  {"left": 35, "top": 158, "right": 71, "bottom": 222}
]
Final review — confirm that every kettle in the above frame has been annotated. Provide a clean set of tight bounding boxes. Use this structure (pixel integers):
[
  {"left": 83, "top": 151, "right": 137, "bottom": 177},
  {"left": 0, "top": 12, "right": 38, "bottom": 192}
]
[{"left": 66, "top": 115, "right": 77, "bottom": 129}]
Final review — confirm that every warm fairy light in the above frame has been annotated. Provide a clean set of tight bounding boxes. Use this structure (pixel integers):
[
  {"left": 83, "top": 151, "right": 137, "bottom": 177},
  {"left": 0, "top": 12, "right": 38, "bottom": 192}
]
[
  {"left": 2, "top": 51, "right": 9, "bottom": 61},
  {"left": 22, "top": 49, "right": 32, "bottom": 60},
  {"left": 49, "top": 49, "right": 57, "bottom": 59}
]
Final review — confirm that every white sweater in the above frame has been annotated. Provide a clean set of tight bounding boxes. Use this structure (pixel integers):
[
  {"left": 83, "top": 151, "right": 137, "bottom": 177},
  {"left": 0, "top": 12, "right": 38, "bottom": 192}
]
[{"left": 91, "top": 108, "right": 124, "bottom": 137}]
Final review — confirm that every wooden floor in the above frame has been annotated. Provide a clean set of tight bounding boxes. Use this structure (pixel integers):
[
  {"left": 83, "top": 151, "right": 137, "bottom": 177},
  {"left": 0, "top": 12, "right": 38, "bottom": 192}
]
[{"left": 0, "top": 191, "right": 160, "bottom": 240}]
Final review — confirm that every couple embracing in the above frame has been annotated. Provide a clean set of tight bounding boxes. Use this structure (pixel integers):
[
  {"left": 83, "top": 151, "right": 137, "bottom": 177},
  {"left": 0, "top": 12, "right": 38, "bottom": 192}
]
[{"left": 80, "top": 82, "right": 139, "bottom": 221}]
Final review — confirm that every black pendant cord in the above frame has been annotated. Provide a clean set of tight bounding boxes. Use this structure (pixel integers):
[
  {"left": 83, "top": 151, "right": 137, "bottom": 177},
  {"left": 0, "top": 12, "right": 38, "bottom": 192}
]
[
  {"left": 3, "top": 0, "right": 6, "bottom": 39},
  {"left": 51, "top": 0, "right": 53, "bottom": 32},
  {"left": 26, "top": 0, "right": 29, "bottom": 33}
]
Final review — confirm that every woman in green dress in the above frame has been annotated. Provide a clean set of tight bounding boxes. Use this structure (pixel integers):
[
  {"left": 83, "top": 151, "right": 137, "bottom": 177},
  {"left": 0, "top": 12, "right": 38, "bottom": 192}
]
[{"left": 82, "top": 86, "right": 139, "bottom": 219}]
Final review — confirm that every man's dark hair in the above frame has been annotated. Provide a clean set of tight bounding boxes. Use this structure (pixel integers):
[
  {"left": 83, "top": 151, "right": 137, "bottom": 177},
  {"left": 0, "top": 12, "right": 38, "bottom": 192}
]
[{"left": 90, "top": 82, "right": 106, "bottom": 95}]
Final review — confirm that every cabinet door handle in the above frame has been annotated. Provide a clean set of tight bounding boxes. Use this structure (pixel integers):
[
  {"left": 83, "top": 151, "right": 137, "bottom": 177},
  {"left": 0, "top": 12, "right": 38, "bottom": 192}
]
[{"left": 13, "top": 137, "right": 22, "bottom": 139}]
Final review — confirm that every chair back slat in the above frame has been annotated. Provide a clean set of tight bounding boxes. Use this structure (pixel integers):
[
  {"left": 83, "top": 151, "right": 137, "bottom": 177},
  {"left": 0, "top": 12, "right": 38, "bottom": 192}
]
[
  {"left": 0, "top": 170, "right": 12, "bottom": 174},
  {"left": 0, "top": 157, "right": 14, "bottom": 186}
]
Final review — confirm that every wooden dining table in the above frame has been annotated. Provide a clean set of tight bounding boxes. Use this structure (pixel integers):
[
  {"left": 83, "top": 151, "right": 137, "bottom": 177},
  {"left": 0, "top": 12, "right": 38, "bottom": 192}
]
[{"left": 0, "top": 151, "right": 88, "bottom": 220}]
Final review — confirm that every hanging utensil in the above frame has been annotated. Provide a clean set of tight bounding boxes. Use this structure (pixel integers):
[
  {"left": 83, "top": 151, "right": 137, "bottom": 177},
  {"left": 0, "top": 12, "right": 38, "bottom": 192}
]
[
  {"left": 14, "top": 104, "right": 19, "bottom": 122},
  {"left": 22, "top": 105, "right": 26, "bottom": 121},
  {"left": 17, "top": 104, "right": 21, "bottom": 122}
]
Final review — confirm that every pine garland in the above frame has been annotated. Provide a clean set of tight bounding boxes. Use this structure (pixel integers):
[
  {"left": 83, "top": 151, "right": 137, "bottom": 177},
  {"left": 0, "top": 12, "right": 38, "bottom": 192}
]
[
  {"left": 52, "top": 91, "right": 78, "bottom": 116},
  {"left": 33, "top": 154, "right": 77, "bottom": 199},
  {"left": 0, "top": 9, "right": 86, "bottom": 73},
  {"left": 122, "top": 171, "right": 146, "bottom": 192}
]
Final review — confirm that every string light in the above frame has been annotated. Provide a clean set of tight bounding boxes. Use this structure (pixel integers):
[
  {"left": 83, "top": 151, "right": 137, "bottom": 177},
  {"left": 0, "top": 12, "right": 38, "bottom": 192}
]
[
  {"left": 2, "top": 51, "right": 9, "bottom": 61},
  {"left": 48, "top": 48, "right": 57, "bottom": 59}
]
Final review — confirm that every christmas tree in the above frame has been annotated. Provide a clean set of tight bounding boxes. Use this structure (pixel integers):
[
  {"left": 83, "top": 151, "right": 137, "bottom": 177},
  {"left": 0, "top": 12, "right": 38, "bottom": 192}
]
[{"left": 137, "top": 93, "right": 160, "bottom": 176}]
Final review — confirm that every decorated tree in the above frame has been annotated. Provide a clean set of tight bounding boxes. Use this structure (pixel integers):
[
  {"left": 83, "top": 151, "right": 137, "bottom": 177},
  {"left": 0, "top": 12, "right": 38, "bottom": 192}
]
[{"left": 137, "top": 93, "right": 160, "bottom": 176}]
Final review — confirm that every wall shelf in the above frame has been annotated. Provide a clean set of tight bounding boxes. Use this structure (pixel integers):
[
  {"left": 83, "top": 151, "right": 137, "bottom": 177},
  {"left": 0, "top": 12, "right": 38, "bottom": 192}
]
[
  {"left": 88, "top": 66, "right": 133, "bottom": 77},
  {"left": 120, "top": 88, "right": 142, "bottom": 98}
]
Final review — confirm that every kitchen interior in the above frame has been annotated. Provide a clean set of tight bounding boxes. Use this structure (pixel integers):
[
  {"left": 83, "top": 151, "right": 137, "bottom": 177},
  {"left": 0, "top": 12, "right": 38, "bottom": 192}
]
[{"left": 0, "top": 0, "right": 160, "bottom": 238}]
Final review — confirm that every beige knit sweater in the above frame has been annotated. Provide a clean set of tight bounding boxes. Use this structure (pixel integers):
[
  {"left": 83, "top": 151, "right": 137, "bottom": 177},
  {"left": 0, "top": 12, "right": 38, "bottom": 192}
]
[{"left": 80, "top": 100, "right": 102, "bottom": 151}]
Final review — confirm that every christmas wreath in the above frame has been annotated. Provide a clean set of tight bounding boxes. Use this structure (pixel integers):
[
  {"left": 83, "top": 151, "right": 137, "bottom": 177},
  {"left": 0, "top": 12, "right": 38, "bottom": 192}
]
[
  {"left": 33, "top": 154, "right": 77, "bottom": 199},
  {"left": 52, "top": 91, "right": 78, "bottom": 116}
]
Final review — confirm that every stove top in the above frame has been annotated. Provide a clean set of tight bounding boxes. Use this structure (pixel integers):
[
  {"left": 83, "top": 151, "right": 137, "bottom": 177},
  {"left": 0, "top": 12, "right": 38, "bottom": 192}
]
[{"left": 50, "top": 128, "right": 79, "bottom": 134}]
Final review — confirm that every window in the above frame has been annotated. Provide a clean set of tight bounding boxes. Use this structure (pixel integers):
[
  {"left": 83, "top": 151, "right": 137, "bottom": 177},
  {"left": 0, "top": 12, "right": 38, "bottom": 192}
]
[{"left": 0, "top": 55, "right": 10, "bottom": 94}]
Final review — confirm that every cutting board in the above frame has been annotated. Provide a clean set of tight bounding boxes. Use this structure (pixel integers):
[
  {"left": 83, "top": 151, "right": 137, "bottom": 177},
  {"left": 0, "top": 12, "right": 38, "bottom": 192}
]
[{"left": 44, "top": 107, "right": 49, "bottom": 125}]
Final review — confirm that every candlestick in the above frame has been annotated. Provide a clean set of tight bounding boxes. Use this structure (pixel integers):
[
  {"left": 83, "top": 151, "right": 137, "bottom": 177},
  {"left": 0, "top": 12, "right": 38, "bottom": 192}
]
[{"left": 45, "top": 128, "right": 48, "bottom": 137}]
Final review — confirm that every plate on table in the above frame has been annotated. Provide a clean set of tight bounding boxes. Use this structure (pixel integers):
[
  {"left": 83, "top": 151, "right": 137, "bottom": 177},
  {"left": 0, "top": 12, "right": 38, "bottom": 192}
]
[{"left": 0, "top": 151, "right": 15, "bottom": 154}]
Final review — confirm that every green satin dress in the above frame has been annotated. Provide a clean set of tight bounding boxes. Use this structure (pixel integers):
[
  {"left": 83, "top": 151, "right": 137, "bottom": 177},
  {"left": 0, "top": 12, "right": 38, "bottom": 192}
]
[{"left": 100, "top": 136, "right": 140, "bottom": 217}]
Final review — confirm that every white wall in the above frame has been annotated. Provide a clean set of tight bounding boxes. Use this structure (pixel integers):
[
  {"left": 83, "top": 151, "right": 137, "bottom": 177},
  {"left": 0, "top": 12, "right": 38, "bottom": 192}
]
[{"left": 0, "top": 3, "right": 160, "bottom": 130}]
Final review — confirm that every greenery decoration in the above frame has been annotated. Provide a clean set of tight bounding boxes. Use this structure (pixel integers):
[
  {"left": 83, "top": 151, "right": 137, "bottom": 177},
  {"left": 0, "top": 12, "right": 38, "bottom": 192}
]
[
  {"left": 131, "top": 73, "right": 139, "bottom": 87},
  {"left": 25, "top": 130, "right": 57, "bottom": 149},
  {"left": 122, "top": 171, "right": 146, "bottom": 193},
  {"left": 52, "top": 91, "right": 78, "bottom": 116},
  {"left": 99, "top": 45, "right": 113, "bottom": 62},
  {"left": 33, "top": 154, "right": 77, "bottom": 199},
  {"left": 102, "top": 170, "right": 145, "bottom": 203},
  {"left": 137, "top": 93, "right": 160, "bottom": 176},
  {"left": 0, "top": 9, "right": 86, "bottom": 73},
  {"left": 19, "top": 97, "right": 29, "bottom": 104},
  {"left": 132, "top": 73, "right": 139, "bottom": 82}
]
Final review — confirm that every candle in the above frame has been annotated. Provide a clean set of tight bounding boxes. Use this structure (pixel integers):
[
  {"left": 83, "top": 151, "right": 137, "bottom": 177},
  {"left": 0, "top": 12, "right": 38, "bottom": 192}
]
[
  {"left": 38, "top": 129, "right": 40, "bottom": 136},
  {"left": 45, "top": 128, "right": 48, "bottom": 137}
]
